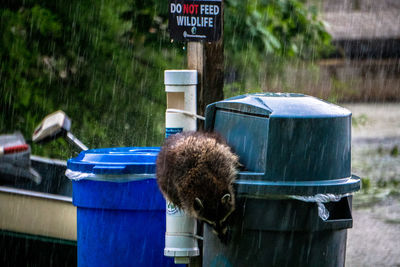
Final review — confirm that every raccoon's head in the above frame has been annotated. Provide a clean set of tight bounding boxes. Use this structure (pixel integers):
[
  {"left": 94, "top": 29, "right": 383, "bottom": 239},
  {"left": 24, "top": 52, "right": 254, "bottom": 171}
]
[{"left": 193, "top": 193, "right": 235, "bottom": 243}]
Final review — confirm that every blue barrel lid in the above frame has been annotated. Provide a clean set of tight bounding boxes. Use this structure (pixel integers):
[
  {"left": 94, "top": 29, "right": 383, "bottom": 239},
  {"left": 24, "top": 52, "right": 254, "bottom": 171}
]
[{"left": 67, "top": 147, "right": 160, "bottom": 175}]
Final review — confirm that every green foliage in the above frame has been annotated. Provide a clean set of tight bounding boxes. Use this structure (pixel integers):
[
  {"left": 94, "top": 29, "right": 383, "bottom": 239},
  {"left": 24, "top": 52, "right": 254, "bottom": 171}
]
[
  {"left": 390, "top": 145, "right": 399, "bottom": 157},
  {"left": 352, "top": 114, "right": 368, "bottom": 128},
  {"left": 361, "top": 177, "right": 371, "bottom": 192},
  {"left": 0, "top": 0, "right": 331, "bottom": 159},
  {"left": 225, "top": 0, "right": 331, "bottom": 57},
  {"left": 0, "top": 1, "right": 184, "bottom": 158},
  {"left": 223, "top": 0, "right": 332, "bottom": 94},
  {"left": 1, "top": 5, "right": 62, "bottom": 138}
]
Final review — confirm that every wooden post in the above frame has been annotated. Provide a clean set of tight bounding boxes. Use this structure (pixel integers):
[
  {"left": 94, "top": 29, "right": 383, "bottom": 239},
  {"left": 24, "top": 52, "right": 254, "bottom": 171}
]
[
  {"left": 204, "top": 38, "right": 224, "bottom": 113},
  {"left": 186, "top": 4, "right": 224, "bottom": 267},
  {"left": 187, "top": 0, "right": 224, "bottom": 130},
  {"left": 187, "top": 42, "right": 204, "bottom": 130},
  {"left": 186, "top": 2, "right": 224, "bottom": 266}
]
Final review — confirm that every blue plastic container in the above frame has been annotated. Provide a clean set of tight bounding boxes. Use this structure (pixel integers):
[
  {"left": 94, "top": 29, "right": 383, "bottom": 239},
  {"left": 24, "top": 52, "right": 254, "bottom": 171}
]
[{"left": 67, "top": 147, "right": 176, "bottom": 267}]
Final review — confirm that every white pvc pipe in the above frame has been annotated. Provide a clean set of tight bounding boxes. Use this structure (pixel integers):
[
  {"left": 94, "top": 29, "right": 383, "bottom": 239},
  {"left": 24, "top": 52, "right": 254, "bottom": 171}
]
[
  {"left": 163, "top": 70, "right": 200, "bottom": 261},
  {"left": 165, "top": 70, "right": 198, "bottom": 135}
]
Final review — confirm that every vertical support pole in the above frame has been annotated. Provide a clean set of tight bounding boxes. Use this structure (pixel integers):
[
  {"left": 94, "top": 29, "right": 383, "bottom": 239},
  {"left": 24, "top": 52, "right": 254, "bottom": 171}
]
[
  {"left": 186, "top": 3, "right": 224, "bottom": 266},
  {"left": 187, "top": 42, "right": 205, "bottom": 130},
  {"left": 204, "top": 38, "right": 224, "bottom": 114},
  {"left": 164, "top": 70, "right": 201, "bottom": 265},
  {"left": 204, "top": 0, "right": 224, "bottom": 119},
  {"left": 187, "top": 1, "right": 224, "bottom": 130}
]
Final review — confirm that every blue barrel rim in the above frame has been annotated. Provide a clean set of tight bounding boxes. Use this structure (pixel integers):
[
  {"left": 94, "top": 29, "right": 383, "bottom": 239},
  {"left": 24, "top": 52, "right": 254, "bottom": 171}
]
[{"left": 67, "top": 147, "right": 160, "bottom": 176}]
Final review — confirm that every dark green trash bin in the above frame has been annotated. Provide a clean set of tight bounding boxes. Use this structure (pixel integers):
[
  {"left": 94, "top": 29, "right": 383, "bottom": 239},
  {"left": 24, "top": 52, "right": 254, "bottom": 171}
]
[{"left": 203, "top": 93, "right": 360, "bottom": 267}]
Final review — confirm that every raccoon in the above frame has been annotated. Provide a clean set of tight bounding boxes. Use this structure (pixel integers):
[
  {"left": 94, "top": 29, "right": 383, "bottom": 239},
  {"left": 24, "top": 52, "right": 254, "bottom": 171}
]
[{"left": 156, "top": 131, "right": 239, "bottom": 242}]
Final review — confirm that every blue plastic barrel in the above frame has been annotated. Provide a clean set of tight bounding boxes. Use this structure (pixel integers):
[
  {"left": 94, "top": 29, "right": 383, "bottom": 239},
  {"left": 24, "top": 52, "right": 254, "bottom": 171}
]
[{"left": 66, "top": 147, "right": 176, "bottom": 267}]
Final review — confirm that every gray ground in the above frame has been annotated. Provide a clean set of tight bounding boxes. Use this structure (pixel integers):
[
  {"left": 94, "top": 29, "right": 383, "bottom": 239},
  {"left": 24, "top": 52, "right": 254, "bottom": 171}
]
[{"left": 344, "top": 103, "right": 400, "bottom": 267}]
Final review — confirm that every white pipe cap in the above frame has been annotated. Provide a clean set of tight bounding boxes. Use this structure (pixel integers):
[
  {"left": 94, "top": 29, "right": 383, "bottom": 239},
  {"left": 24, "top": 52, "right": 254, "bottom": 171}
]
[{"left": 164, "top": 70, "right": 198, "bottom": 85}]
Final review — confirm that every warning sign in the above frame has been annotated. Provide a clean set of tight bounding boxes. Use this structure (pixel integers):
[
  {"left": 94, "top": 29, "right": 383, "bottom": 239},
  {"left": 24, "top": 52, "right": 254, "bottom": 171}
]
[{"left": 168, "top": 0, "right": 222, "bottom": 42}]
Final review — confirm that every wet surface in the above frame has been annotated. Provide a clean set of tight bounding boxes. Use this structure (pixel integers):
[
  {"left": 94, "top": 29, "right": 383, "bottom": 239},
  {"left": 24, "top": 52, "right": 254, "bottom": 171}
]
[
  {"left": 344, "top": 103, "right": 400, "bottom": 267},
  {"left": 347, "top": 199, "right": 400, "bottom": 267}
]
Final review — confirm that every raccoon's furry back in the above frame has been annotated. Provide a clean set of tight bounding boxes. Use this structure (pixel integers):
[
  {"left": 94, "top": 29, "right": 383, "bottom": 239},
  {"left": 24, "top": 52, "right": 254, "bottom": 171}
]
[{"left": 156, "top": 131, "right": 239, "bottom": 213}]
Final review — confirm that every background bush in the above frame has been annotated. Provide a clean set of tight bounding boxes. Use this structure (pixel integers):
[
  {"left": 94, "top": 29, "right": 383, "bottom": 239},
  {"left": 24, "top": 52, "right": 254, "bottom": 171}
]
[{"left": 0, "top": 0, "right": 330, "bottom": 158}]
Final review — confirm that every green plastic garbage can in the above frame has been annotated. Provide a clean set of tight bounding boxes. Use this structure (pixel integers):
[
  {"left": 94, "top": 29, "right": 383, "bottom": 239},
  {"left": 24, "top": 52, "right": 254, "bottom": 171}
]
[{"left": 203, "top": 93, "right": 361, "bottom": 267}]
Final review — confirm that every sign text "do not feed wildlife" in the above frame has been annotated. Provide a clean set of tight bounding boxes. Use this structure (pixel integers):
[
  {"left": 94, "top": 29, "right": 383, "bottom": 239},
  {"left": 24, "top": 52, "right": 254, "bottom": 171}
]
[{"left": 168, "top": 0, "right": 222, "bottom": 42}]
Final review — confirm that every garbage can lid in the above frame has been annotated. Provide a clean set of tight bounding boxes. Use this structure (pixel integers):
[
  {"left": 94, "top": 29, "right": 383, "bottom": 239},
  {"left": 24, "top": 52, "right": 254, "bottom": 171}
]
[
  {"left": 207, "top": 93, "right": 351, "bottom": 118},
  {"left": 205, "top": 93, "right": 360, "bottom": 196},
  {"left": 67, "top": 147, "right": 159, "bottom": 176},
  {"left": 67, "top": 147, "right": 165, "bottom": 210}
]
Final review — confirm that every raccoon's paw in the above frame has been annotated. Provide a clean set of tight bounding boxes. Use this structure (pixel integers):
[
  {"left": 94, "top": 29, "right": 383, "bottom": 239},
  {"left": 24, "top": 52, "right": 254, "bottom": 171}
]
[{"left": 217, "top": 225, "right": 232, "bottom": 245}]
